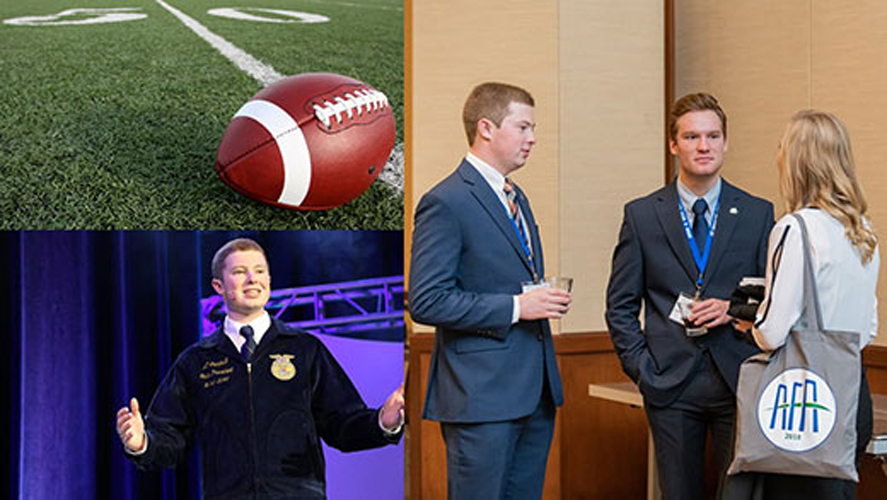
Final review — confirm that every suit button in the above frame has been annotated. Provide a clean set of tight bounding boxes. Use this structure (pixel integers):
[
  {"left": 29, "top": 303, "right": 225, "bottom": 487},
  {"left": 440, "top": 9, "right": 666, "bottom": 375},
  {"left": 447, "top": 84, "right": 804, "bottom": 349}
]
[{"left": 536, "top": 333, "right": 543, "bottom": 341}]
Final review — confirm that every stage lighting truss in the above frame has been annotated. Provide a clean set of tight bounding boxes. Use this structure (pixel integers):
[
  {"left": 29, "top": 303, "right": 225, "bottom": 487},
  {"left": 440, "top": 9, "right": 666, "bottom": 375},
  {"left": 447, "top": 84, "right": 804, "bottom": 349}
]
[{"left": 201, "top": 275, "right": 404, "bottom": 340}]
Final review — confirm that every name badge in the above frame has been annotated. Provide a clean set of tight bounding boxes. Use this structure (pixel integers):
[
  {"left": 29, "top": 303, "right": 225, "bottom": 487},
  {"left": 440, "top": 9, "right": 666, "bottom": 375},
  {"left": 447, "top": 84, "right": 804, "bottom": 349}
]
[{"left": 669, "top": 292, "right": 708, "bottom": 337}]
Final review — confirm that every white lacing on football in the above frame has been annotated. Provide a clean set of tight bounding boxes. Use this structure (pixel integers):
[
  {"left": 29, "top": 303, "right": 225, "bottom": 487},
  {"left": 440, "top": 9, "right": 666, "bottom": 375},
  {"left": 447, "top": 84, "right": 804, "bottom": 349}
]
[{"left": 312, "top": 88, "right": 389, "bottom": 129}]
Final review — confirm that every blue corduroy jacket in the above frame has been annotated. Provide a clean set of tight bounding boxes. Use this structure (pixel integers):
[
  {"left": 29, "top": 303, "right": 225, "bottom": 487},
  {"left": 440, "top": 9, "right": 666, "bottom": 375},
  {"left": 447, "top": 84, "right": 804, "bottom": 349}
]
[{"left": 125, "top": 318, "right": 400, "bottom": 499}]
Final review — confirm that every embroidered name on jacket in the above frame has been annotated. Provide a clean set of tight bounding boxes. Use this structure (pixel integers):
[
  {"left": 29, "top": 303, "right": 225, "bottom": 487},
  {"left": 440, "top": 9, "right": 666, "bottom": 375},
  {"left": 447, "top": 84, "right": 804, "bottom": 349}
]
[{"left": 200, "top": 357, "right": 234, "bottom": 388}]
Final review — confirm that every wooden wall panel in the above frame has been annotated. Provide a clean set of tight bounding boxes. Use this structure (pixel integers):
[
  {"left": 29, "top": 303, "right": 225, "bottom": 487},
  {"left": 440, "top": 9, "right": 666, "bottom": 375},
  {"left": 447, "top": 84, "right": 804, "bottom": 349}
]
[
  {"left": 409, "top": 338, "right": 887, "bottom": 497},
  {"left": 409, "top": 333, "right": 651, "bottom": 498},
  {"left": 408, "top": 333, "right": 565, "bottom": 499},
  {"left": 674, "top": 1, "right": 809, "bottom": 210},
  {"left": 558, "top": 0, "right": 664, "bottom": 333},
  {"left": 675, "top": 1, "right": 887, "bottom": 348},
  {"left": 409, "top": 0, "right": 559, "bottom": 328},
  {"left": 811, "top": 4, "right": 887, "bottom": 350},
  {"left": 558, "top": 345, "right": 648, "bottom": 498}
]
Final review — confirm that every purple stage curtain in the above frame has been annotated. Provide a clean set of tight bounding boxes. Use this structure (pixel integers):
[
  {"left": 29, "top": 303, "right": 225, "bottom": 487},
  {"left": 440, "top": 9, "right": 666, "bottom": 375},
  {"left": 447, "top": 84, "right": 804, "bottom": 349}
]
[{"left": 0, "top": 231, "right": 403, "bottom": 499}]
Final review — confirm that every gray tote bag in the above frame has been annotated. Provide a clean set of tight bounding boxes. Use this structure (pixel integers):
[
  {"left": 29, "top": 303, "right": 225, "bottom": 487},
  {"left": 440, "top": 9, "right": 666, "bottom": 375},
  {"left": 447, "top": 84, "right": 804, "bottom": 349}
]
[{"left": 727, "top": 213, "right": 861, "bottom": 481}]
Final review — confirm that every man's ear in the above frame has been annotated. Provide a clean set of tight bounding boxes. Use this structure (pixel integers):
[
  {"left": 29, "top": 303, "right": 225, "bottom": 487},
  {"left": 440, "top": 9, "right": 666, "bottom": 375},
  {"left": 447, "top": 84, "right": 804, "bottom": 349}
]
[
  {"left": 668, "top": 139, "right": 678, "bottom": 156},
  {"left": 211, "top": 278, "right": 224, "bottom": 295},
  {"left": 477, "top": 118, "right": 496, "bottom": 142}
]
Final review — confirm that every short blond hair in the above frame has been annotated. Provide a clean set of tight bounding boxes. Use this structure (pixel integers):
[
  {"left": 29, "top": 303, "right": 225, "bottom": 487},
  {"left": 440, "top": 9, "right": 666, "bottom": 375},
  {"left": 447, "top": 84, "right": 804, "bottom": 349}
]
[
  {"left": 778, "top": 110, "right": 877, "bottom": 262},
  {"left": 211, "top": 238, "right": 266, "bottom": 279}
]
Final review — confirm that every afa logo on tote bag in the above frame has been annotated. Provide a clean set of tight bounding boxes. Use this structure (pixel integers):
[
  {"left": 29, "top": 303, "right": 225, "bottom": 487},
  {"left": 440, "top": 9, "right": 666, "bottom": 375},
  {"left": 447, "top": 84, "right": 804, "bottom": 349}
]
[
  {"left": 757, "top": 368, "right": 836, "bottom": 452},
  {"left": 728, "top": 213, "right": 860, "bottom": 481}
]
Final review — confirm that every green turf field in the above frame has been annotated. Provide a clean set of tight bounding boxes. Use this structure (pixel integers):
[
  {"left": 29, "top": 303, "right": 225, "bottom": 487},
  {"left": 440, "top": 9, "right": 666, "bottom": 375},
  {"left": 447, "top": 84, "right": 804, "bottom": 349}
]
[{"left": 0, "top": 0, "right": 403, "bottom": 229}]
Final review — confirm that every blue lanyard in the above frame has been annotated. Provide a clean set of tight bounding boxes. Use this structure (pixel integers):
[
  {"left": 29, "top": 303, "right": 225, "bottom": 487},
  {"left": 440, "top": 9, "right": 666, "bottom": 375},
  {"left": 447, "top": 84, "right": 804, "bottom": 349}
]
[{"left": 677, "top": 196, "right": 720, "bottom": 288}]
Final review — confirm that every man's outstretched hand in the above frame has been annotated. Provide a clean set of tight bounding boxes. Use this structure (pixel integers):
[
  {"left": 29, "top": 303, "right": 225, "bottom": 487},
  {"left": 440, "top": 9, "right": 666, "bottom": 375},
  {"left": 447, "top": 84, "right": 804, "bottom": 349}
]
[{"left": 116, "top": 397, "right": 146, "bottom": 453}]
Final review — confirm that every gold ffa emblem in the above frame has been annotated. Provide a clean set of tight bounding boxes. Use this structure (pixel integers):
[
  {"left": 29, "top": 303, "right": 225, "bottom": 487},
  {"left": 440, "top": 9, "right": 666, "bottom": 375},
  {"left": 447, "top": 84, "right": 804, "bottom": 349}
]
[{"left": 269, "top": 354, "right": 296, "bottom": 381}]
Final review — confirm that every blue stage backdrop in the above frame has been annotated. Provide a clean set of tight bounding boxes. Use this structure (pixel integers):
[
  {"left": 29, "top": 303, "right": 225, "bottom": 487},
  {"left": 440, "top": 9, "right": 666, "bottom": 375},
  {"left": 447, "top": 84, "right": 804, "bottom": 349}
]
[{"left": 0, "top": 231, "right": 404, "bottom": 499}]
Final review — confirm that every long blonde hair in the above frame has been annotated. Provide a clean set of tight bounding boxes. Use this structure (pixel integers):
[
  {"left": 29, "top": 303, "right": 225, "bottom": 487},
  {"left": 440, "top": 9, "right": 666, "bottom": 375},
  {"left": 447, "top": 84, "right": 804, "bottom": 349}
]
[{"left": 778, "top": 110, "right": 877, "bottom": 262}]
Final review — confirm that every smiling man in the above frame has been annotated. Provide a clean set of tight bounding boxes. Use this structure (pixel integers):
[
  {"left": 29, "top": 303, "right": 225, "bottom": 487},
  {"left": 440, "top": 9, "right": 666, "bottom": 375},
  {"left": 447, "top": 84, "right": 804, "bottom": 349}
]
[
  {"left": 605, "top": 93, "right": 774, "bottom": 499},
  {"left": 116, "top": 238, "right": 404, "bottom": 499},
  {"left": 410, "top": 82, "right": 570, "bottom": 499}
]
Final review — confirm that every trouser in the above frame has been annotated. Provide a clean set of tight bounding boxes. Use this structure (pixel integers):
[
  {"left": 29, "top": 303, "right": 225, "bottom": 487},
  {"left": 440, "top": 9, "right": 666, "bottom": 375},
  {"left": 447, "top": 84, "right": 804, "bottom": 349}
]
[
  {"left": 440, "top": 387, "right": 556, "bottom": 500},
  {"left": 645, "top": 350, "right": 736, "bottom": 500}
]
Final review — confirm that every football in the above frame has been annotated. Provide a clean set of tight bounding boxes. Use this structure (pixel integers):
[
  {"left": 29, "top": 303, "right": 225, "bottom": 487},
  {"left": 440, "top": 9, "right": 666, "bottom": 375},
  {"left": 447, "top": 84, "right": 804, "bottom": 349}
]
[{"left": 215, "top": 73, "right": 396, "bottom": 210}]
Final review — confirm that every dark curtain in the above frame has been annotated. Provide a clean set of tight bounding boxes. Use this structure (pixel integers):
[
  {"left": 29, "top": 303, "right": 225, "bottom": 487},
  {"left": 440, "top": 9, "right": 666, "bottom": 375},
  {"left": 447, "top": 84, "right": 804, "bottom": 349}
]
[{"left": 0, "top": 230, "right": 403, "bottom": 499}]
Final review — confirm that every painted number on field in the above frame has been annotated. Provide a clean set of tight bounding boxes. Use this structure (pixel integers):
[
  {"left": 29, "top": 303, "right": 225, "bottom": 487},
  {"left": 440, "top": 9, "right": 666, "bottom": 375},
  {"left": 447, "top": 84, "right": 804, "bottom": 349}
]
[
  {"left": 3, "top": 8, "right": 147, "bottom": 26},
  {"left": 4, "top": 7, "right": 330, "bottom": 27},
  {"left": 207, "top": 8, "right": 329, "bottom": 24}
]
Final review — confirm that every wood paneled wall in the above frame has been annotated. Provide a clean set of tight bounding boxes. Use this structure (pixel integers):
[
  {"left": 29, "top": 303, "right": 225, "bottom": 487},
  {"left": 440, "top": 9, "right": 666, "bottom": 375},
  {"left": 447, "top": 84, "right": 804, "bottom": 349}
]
[
  {"left": 408, "top": 335, "right": 887, "bottom": 498},
  {"left": 408, "top": 0, "right": 664, "bottom": 334},
  {"left": 675, "top": 1, "right": 887, "bottom": 347}
]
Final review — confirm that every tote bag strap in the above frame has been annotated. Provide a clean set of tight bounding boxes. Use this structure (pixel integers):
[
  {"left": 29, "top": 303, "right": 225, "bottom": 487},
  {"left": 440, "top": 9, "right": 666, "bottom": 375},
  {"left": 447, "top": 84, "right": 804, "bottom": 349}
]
[{"left": 790, "top": 212, "right": 825, "bottom": 331}]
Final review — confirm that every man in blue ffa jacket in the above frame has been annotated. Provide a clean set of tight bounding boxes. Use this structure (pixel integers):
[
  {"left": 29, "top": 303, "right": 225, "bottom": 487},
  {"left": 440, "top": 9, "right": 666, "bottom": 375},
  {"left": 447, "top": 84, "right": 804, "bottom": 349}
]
[
  {"left": 410, "top": 82, "right": 571, "bottom": 499},
  {"left": 606, "top": 93, "right": 774, "bottom": 499},
  {"left": 115, "top": 238, "right": 404, "bottom": 499}
]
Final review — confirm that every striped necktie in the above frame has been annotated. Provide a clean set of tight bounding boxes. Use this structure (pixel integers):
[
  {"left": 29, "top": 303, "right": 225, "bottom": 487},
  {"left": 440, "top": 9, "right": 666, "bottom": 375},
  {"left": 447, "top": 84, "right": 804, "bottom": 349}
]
[
  {"left": 240, "top": 325, "right": 256, "bottom": 362},
  {"left": 504, "top": 178, "right": 532, "bottom": 258}
]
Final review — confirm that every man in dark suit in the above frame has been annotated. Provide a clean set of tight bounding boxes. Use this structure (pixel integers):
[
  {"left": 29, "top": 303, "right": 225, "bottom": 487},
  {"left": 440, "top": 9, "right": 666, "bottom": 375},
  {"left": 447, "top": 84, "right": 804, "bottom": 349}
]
[
  {"left": 606, "top": 93, "right": 774, "bottom": 499},
  {"left": 410, "top": 82, "right": 571, "bottom": 499},
  {"left": 115, "top": 238, "right": 405, "bottom": 499}
]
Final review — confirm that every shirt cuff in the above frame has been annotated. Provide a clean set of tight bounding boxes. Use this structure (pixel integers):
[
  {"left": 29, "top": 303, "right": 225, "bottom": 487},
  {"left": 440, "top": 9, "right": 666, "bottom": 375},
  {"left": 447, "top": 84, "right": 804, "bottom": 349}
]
[
  {"left": 378, "top": 409, "right": 403, "bottom": 436},
  {"left": 125, "top": 434, "right": 148, "bottom": 456},
  {"left": 512, "top": 296, "right": 520, "bottom": 324}
]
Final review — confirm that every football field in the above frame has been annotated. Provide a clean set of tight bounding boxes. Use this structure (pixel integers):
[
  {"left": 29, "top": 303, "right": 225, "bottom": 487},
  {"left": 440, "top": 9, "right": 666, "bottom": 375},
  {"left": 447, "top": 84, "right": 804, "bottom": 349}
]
[{"left": 0, "top": 0, "right": 403, "bottom": 229}]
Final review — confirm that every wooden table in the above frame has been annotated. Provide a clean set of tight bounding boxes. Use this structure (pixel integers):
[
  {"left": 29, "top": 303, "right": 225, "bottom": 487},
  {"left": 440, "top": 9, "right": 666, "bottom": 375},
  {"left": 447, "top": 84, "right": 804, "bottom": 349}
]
[
  {"left": 867, "top": 393, "right": 887, "bottom": 455},
  {"left": 589, "top": 382, "right": 887, "bottom": 499},
  {"left": 587, "top": 382, "right": 660, "bottom": 500}
]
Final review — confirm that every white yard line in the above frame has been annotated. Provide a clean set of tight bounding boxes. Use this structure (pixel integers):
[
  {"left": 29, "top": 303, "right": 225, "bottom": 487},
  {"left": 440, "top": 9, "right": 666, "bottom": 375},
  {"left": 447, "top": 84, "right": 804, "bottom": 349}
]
[
  {"left": 154, "top": 0, "right": 284, "bottom": 87},
  {"left": 156, "top": 0, "right": 403, "bottom": 194},
  {"left": 300, "top": 0, "right": 403, "bottom": 12}
]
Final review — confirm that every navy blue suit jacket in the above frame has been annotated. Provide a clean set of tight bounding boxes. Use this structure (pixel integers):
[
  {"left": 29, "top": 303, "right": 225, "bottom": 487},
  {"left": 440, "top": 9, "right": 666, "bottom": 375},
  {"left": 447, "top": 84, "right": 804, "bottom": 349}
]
[
  {"left": 410, "top": 159, "right": 564, "bottom": 423},
  {"left": 606, "top": 180, "right": 773, "bottom": 408}
]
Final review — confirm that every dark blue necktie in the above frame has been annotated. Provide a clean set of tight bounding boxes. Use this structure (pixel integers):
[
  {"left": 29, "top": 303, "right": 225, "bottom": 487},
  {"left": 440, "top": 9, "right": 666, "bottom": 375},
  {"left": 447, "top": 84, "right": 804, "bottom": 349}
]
[
  {"left": 692, "top": 198, "right": 709, "bottom": 251},
  {"left": 240, "top": 325, "right": 256, "bottom": 362}
]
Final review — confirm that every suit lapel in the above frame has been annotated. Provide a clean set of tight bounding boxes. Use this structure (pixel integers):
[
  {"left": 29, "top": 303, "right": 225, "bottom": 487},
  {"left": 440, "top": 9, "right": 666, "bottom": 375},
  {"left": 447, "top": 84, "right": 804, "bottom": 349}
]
[
  {"left": 458, "top": 161, "right": 535, "bottom": 277},
  {"left": 701, "top": 180, "right": 742, "bottom": 291},
  {"left": 654, "top": 183, "right": 698, "bottom": 284}
]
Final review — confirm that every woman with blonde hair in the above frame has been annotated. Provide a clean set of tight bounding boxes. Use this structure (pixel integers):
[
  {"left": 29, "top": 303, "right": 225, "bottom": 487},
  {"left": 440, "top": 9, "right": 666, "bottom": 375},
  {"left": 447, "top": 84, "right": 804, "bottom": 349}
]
[{"left": 729, "top": 110, "right": 879, "bottom": 499}]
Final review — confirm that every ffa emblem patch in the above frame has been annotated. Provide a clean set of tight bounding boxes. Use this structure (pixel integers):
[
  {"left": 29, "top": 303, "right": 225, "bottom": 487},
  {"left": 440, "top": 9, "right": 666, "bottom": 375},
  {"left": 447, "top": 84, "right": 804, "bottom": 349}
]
[{"left": 269, "top": 354, "right": 296, "bottom": 381}]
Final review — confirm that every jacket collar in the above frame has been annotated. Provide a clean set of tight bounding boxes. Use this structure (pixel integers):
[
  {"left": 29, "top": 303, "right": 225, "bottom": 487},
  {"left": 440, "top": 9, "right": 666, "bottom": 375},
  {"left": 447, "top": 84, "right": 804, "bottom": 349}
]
[{"left": 199, "top": 316, "right": 300, "bottom": 361}]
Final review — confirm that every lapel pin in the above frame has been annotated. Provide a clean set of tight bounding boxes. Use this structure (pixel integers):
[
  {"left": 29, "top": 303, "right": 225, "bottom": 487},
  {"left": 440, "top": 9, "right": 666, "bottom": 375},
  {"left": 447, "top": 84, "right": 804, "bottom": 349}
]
[{"left": 729, "top": 207, "right": 739, "bottom": 215}]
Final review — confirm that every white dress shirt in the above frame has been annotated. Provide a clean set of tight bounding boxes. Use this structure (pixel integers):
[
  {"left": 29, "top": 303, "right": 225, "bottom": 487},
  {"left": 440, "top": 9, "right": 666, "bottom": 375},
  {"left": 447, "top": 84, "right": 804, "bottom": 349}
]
[
  {"left": 676, "top": 177, "right": 722, "bottom": 228},
  {"left": 224, "top": 311, "right": 272, "bottom": 353},
  {"left": 465, "top": 153, "right": 525, "bottom": 324},
  {"left": 754, "top": 208, "right": 879, "bottom": 351}
]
